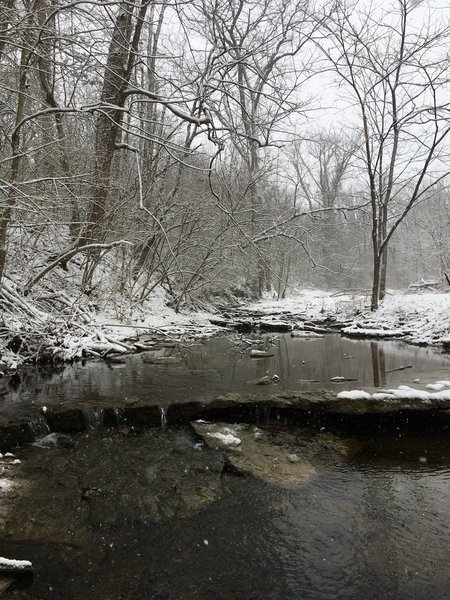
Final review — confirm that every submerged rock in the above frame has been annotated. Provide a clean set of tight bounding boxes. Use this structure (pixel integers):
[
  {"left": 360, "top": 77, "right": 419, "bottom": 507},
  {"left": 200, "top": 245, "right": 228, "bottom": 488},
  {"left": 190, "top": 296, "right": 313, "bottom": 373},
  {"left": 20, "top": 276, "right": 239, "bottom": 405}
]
[
  {"left": 141, "top": 354, "right": 183, "bottom": 365},
  {"left": 191, "top": 421, "right": 360, "bottom": 486},
  {"left": 0, "top": 429, "right": 226, "bottom": 545},
  {"left": 32, "top": 433, "right": 74, "bottom": 449},
  {"left": 250, "top": 349, "right": 274, "bottom": 358},
  {"left": 246, "top": 376, "right": 272, "bottom": 385}
]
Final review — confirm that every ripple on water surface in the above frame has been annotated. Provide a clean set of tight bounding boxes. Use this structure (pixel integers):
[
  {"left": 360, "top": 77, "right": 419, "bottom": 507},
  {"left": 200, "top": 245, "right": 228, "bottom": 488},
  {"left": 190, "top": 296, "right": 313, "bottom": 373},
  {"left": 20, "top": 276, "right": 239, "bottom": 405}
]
[{"left": 1, "top": 429, "right": 450, "bottom": 600}]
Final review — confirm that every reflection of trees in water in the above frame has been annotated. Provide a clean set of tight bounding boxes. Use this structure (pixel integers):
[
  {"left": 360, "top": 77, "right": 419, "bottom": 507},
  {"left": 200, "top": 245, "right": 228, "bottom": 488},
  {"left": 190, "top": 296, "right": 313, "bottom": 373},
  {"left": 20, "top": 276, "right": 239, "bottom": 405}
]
[
  {"left": 371, "top": 342, "right": 386, "bottom": 387},
  {"left": 277, "top": 335, "right": 290, "bottom": 381}
]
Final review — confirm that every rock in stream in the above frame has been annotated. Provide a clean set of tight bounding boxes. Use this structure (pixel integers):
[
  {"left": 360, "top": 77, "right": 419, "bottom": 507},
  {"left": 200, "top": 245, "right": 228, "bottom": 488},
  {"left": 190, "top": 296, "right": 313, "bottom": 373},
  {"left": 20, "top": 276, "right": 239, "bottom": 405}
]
[{"left": 191, "top": 421, "right": 361, "bottom": 486}]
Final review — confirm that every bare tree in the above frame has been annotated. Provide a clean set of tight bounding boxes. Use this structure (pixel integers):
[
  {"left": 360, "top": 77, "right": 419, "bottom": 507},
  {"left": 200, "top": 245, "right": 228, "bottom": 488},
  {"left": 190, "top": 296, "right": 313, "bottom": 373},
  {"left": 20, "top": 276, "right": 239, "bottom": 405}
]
[
  {"left": 188, "top": 0, "right": 316, "bottom": 295},
  {"left": 286, "top": 130, "right": 359, "bottom": 287},
  {"left": 322, "top": 0, "right": 450, "bottom": 309},
  {"left": 0, "top": 0, "right": 214, "bottom": 287}
]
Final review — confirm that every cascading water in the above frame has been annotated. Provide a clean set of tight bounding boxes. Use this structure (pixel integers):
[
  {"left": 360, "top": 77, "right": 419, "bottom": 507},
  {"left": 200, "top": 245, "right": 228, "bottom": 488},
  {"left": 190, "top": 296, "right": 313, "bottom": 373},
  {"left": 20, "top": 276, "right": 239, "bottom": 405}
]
[{"left": 82, "top": 407, "right": 105, "bottom": 430}]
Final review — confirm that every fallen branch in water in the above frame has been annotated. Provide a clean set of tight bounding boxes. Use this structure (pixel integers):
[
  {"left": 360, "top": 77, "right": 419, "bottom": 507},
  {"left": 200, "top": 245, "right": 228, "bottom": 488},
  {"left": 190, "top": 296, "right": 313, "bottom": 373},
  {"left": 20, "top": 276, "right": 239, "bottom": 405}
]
[{"left": 386, "top": 365, "right": 412, "bottom": 373}]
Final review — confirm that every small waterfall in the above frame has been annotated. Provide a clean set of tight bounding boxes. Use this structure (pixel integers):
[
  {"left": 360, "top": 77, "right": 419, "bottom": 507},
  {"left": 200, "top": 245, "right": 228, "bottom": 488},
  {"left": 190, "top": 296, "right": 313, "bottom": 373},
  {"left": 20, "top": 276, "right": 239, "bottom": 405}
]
[
  {"left": 255, "top": 406, "right": 271, "bottom": 425},
  {"left": 28, "top": 415, "right": 51, "bottom": 439},
  {"left": 82, "top": 407, "right": 105, "bottom": 430},
  {"left": 102, "top": 407, "right": 127, "bottom": 428},
  {"left": 112, "top": 407, "right": 126, "bottom": 427},
  {"left": 160, "top": 407, "right": 167, "bottom": 428}
]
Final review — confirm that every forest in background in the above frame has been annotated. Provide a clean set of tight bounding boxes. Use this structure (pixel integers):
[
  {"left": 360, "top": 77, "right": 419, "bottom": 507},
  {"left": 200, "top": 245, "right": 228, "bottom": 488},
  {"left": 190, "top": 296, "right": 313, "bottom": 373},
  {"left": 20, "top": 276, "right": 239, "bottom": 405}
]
[{"left": 1, "top": 0, "right": 450, "bottom": 323}]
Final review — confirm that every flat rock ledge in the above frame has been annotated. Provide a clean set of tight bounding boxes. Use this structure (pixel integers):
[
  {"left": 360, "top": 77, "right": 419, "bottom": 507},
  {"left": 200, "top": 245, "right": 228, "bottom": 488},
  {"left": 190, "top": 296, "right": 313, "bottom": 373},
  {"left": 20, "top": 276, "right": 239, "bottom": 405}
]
[
  {"left": 1, "top": 389, "right": 450, "bottom": 449},
  {"left": 191, "top": 421, "right": 360, "bottom": 486}
]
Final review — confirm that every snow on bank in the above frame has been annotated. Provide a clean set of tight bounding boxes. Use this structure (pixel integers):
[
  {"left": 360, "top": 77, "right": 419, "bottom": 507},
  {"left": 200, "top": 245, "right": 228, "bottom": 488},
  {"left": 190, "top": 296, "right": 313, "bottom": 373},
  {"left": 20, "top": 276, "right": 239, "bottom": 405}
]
[
  {"left": 0, "top": 282, "right": 221, "bottom": 370},
  {"left": 246, "top": 289, "right": 367, "bottom": 322},
  {"left": 0, "top": 557, "right": 32, "bottom": 569},
  {"left": 337, "top": 382, "right": 450, "bottom": 402},
  {"left": 355, "top": 292, "right": 450, "bottom": 346},
  {"left": 245, "top": 289, "right": 450, "bottom": 347},
  {"left": 341, "top": 326, "right": 407, "bottom": 338},
  {"left": 2, "top": 279, "right": 450, "bottom": 372},
  {"left": 95, "top": 285, "right": 217, "bottom": 338}
]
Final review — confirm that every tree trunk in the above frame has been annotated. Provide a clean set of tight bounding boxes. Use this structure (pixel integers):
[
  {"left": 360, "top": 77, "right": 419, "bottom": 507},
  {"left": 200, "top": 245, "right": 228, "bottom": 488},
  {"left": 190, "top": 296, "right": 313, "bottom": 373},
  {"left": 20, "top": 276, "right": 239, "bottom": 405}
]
[
  {"left": 84, "top": 4, "right": 135, "bottom": 244},
  {"left": 0, "top": 15, "right": 31, "bottom": 283},
  {"left": 371, "top": 244, "right": 381, "bottom": 311},
  {"left": 36, "top": 0, "right": 81, "bottom": 239},
  {"left": 379, "top": 245, "right": 388, "bottom": 301},
  {"left": 82, "top": 0, "right": 149, "bottom": 285}
]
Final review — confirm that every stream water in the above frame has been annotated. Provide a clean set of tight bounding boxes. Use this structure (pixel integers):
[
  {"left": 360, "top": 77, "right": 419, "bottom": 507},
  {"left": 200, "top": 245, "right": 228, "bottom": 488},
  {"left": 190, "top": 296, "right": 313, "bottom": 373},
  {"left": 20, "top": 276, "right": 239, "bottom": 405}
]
[
  {"left": 1, "top": 333, "right": 450, "bottom": 413},
  {"left": 1, "top": 334, "right": 450, "bottom": 599}
]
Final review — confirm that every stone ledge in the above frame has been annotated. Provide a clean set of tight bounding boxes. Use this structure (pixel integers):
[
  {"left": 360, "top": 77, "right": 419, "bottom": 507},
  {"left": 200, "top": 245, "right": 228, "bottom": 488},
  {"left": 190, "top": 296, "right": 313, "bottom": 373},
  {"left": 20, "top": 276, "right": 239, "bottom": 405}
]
[{"left": 1, "top": 389, "right": 450, "bottom": 449}]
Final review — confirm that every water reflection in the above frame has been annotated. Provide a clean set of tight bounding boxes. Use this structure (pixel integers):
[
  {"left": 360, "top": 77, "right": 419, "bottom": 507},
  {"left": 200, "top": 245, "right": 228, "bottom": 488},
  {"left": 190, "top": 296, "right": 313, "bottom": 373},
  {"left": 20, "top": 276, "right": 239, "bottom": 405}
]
[
  {"left": 371, "top": 341, "right": 387, "bottom": 387},
  {"left": 1, "top": 334, "right": 449, "bottom": 414}
]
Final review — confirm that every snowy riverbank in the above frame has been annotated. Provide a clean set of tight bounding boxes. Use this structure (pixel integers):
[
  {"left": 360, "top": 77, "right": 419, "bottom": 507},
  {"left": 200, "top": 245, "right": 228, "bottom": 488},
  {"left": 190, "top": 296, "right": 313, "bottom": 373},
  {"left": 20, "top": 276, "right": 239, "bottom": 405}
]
[
  {"left": 1, "top": 284, "right": 450, "bottom": 374},
  {"left": 0, "top": 281, "right": 222, "bottom": 372},
  {"left": 244, "top": 289, "right": 450, "bottom": 347}
]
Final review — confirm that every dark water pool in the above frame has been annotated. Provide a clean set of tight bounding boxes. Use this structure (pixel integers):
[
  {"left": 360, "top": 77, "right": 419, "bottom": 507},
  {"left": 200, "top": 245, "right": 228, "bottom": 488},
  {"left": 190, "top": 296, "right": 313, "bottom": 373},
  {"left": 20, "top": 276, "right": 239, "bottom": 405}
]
[{"left": 2, "top": 426, "right": 450, "bottom": 600}]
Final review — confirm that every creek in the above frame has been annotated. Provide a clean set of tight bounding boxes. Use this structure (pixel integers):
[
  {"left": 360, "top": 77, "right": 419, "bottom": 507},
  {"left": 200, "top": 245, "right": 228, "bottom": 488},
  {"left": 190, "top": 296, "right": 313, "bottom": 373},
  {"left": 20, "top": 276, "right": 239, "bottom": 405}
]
[
  {"left": 0, "top": 333, "right": 449, "bottom": 599},
  {"left": 1, "top": 333, "right": 450, "bottom": 414}
]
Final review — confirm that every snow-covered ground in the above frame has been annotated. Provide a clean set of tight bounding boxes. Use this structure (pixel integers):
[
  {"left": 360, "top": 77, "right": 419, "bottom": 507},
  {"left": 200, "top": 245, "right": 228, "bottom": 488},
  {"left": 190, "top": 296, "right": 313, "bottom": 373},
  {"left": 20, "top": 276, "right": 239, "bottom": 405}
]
[
  {"left": 354, "top": 292, "right": 450, "bottom": 345},
  {"left": 2, "top": 281, "right": 450, "bottom": 373},
  {"left": 246, "top": 289, "right": 450, "bottom": 346},
  {"left": 246, "top": 289, "right": 368, "bottom": 321},
  {"left": 95, "top": 285, "right": 219, "bottom": 342},
  {"left": 0, "top": 280, "right": 222, "bottom": 371}
]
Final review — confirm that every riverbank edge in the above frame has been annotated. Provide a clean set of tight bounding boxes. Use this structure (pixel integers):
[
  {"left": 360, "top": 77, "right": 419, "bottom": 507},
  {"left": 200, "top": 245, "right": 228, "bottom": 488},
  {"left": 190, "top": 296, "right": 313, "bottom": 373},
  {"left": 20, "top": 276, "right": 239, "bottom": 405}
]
[{"left": 2, "top": 289, "right": 450, "bottom": 377}]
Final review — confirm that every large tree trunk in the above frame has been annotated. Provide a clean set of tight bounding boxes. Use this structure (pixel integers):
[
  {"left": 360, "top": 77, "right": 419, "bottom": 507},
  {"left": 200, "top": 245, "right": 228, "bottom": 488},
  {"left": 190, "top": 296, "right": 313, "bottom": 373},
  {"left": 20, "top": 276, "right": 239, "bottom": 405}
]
[
  {"left": 82, "top": 0, "right": 149, "bottom": 285},
  {"left": 248, "top": 142, "right": 266, "bottom": 298},
  {"left": 84, "top": 4, "right": 136, "bottom": 245}
]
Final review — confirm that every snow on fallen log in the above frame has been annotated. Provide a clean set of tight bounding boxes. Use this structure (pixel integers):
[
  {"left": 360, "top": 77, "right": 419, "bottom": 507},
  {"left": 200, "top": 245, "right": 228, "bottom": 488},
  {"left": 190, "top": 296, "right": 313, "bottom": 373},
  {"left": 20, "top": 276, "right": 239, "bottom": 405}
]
[
  {"left": 291, "top": 330, "right": 324, "bottom": 338},
  {"left": 1, "top": 281, "right": 47, "bottom": 322}
]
